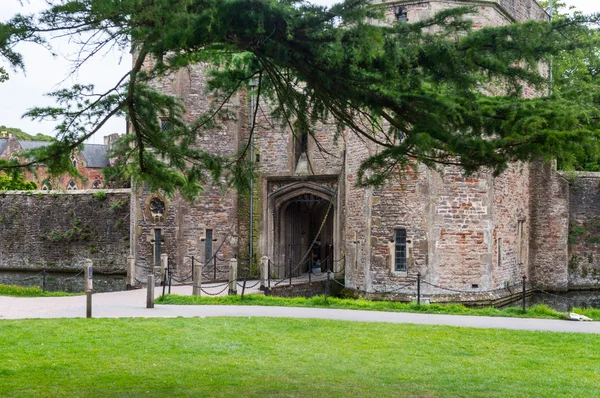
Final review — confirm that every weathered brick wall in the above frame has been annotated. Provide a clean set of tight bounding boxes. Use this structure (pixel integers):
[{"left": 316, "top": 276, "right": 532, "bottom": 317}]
[
  {"left": 528, "top": 161, "right": 569, "bottom": 289},
  {"left": 132, "top": 62, "right": 241, "bottom": 283},
  {"left": 491, "top": 162, "right": 530, "bottom": 288},
  {"left": 0, "top": 190, "right": 130, "bottom": 272},
  {"left": 428, "top": 168, "right": 494, "bottom": 290},
  {"left": 375, "top": 0, "right": 547, "bottom": 24},
  {"left": 565, "top": 173, "right": 600, "bottom": 288}
]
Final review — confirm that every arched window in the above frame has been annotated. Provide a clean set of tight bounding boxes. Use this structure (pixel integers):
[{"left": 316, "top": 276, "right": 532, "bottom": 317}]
[
  {"left": 71, "top": 154, "right": 78, "bottom": 168},
  {"left": 41, "top": 183, "right": 51, "bottom": 191},
  {"left": 92, "top": 179, "right": 102, "bottom": 189},
  {"left": 9, "top": 155, "right": 18, "bottom": 163},
  {"left": 67, "top": 180, "right": 78, "bottom": 190}
]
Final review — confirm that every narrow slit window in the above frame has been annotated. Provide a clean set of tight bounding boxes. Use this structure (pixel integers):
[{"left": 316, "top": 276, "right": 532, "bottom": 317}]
[
  {"left": 154, "top": 229, "right": 162, "bottom": 266},
  {"left": 394, "top": 228, "right": 407, "bottom": 272},
  {"left": 497, "top": 238, "right": 502, "bottom": 267},
  {"left": 205, "top": 229, "right": 213, "bottom": 265}
]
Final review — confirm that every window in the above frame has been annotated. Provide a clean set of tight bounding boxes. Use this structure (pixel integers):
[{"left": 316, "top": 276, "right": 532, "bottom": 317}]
[
  {"left": 154, "top": 229, "right": 162, "bottom": 265},
  {"left": 92, "top": 179, "right": 102, "bottom": 189},
  {"left": 517, "top": 221, "right": 526, "bottom": 265},
  {"left": 71, "top": 154, "right": 78, "bottom": 168},
  {"left": 394, "top": 228, "right": 407, "bottom": 272},
  {"left": 67, "top": 180, "right": 77, "bottom": 190},
  {"left": 205, "top": 229, "right": 213, "bottom": 265},
  {"left": 160, "top": 119, "right": 170, "bottom": 132},
  {"left": 497, "top": 238, "right": 502, "bottom": 267},
  {"left": 41, "top": 183, "right": 51, "bottom": 191},
  {"left": 394, "top": 6, "right": 408, "bottom": 23}
]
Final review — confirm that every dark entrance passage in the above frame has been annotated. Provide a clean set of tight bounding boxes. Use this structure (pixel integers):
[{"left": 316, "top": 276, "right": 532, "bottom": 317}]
[{"left": 279, "top": 193, "right": 334, "bottom": 277}]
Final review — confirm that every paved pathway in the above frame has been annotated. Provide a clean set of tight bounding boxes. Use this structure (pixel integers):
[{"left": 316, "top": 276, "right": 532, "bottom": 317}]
[{"left": 1, "top": 285, "right": 599, "bottom": 334}]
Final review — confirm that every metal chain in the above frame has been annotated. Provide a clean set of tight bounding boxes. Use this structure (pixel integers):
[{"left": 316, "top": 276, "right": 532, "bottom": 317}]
[{"left": 199, "top": 284, "right": 230, "bottom": 296}]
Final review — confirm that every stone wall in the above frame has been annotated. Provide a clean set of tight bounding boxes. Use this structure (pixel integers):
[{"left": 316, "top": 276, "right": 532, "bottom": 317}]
[
  {"left": 565, "top": 172, "right": 600, "bottom": 289},
  {"left": 528, "top": 161, "right": 569, "bottom": 289},
  {"left": 0, "top": 189, "right": 130, "bottom": 272}
]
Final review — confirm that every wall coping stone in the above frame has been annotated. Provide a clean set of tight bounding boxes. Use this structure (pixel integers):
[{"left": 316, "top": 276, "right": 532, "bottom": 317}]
[{"left": 0, "top": 189, "right": 131, "bottom": 196}]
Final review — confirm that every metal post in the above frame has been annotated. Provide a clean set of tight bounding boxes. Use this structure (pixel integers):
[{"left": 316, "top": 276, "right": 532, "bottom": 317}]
[
  {"left": 42, "top": 268, "right": 46, "bottom": 292},
  {"left": 522, "top": 275, "right": 527, "bottom": 312},
  {"left": 147, "top": 274, "right": 155, "bottom": 308},
  {"left": 193, "top": 263, "right": 202, "bottom": 296},
  {"left": 417, "top": 272, "right": 421, "bottom": 305},
  {"left": 191, "top": 255, "right": 195, "bottom": 282},
  {"left": 84, "top": 259, "right": 93, "bottom": 318},
  {"left": 229, "top": 258, "right": 238, "bottom": 295},
  {"left": 214, "top": 252, "right": 217, "bottom": 280},
  {"left": 168, "top": 262, "right": 172, "bottom": 295},
  {"left": 308, "top": 259, "right": 312, "bottom": 283},
  {"left": 289, "top": 258, "right": 292, "bottom": 286},
  {"left": 241, "top": 267, "right": 249, "bottom": 300},
  {"left": 325, "top": 269, "right": 330, "bottom": 303},
  {"left": 267, "top": 258, "right": 271, "bottom": 293}
]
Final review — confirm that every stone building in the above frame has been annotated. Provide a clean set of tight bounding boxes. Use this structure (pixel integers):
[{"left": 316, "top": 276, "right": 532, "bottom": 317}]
[
  {"left": 0, "top": 133, "right": 121, "bottom": 190},
  {"left": 128, "top": 0, "right": 588, "bottom": 303}
]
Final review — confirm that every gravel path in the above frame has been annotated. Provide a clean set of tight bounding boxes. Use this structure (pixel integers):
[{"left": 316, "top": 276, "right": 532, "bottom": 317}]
[{"left": 1, "top": 284, "right": 599, "bottom": 334}]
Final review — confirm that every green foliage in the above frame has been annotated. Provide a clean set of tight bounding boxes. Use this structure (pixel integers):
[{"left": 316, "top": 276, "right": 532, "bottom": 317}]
[
  {"left": 0, "top": 67, "right": 7, "bottom": 83},
  {"left": 0, "top": 173, "right": 36, "bottom": 190},
  {"left": 109, "top": 199, "right": 126, "bottom": 210},
  {"left": 0, "top": 1, "right": 600, "bottom": 194},
  {"left": 45, "top": 218, "right": 91, "bottom": 243},
  {"left": 93, "top": 190, "right": 107, "bottom": 201},
  {"left": 0, "top": 284, "right": 77, "bottom": 297},
  {"left": 0, "top": 125, "right": 54, "bottom": 141}
]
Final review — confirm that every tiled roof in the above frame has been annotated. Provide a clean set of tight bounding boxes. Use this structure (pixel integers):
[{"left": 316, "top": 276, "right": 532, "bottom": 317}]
[
  {"left": 81, "top": 144, "right": 109, "bottom": 168},
  {"left": 18, "top": 141, "right": 51, "bottom": 150},
  {"left": 0, "top": 139, "right": 7, "bottom": 155}
]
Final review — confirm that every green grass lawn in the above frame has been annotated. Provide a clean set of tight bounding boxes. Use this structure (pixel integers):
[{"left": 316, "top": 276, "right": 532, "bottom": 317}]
[
  {"left": 156, "top": 293, "right": 600, "bottom": 321},
  {"left": 0, "top": 284, "right": 78, "bottom": 297},
  {"left": 0, "top": 317, "right": 598, "bottom": 397}
]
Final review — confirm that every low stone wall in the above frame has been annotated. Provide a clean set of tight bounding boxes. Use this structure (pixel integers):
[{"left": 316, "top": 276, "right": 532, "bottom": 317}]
[{"left": 0, "top": 189, "right": 130, "bottom": 274}]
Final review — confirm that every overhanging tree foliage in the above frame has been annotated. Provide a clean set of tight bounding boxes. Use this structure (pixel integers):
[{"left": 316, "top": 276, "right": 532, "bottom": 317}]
[{"left": 0, "top": 0, "right": 599, "bottom": 197}]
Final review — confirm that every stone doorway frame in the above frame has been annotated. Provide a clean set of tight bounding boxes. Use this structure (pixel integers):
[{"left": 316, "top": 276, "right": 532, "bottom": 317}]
[{"left": 262, "top": 179, "right": 341, "bottom": 278}]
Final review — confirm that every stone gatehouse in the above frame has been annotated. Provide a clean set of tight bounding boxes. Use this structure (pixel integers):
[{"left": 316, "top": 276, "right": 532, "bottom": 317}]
[{"left": 128, "top": 0, "right": 588, "bottom": 303}]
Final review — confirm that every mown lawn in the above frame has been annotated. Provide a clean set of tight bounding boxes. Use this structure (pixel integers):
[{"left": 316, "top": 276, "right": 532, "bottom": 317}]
[
  {"left": 157, "top": 293, "right": 600, "bottom": 321},
  {"left": 0, "top": 317, "right": 598, "bottom": 397}
]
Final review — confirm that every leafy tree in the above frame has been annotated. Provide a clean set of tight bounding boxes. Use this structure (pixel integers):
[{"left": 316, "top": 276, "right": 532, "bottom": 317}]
[
  {"left": 0, "top": 0, "right": 599, "bottom": 196},
  {"left": 0, "top": 67, "right": 7, "bottom": 83},
  {"left": 0, "top": 172, "right": 36, "bottom": 190}
]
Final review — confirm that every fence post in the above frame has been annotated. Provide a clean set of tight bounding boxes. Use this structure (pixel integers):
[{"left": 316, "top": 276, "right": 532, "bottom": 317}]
[
  {"left": 325, "top": 269, "right": 330, "bottom": 303},
  {"left": 289, "top": 258, "right": 292, "bottom": 286},
  {"left": 191, "top": 255, "right": 195, "bottom": 282},
  {"left": 193, "top": 262, "right": 202, "bottom": 296},
  {"left": 127, "top": 254, "right": 135, "bottom": 289},
  {"left": 214, "top": 253, "right": 217, "bottom": 280},
  {"left": 267, "top": 258, "right": 271, "bottom": 294},
  {"left": 229, "top": 258, "right": 238, "bottom": 295},
  {"left": 522, "top": 275, "right": 527, "bottom": 313},
  {"left": 260, "top": 256, "right": 268, "bottom": 291},
  {"left": 147, "top": 274, "right": 155, "bottom": 308},
  {"left": 417, "top": 272, "right": 421, "bottom": 305},
  {"left": 241, "top": 267, "right": 249, "bottom": 300},
  {"left": 168, "top": 261, "right": 172, "bottom": 295},
  {"left": 84, "top": 259, "right": 93, "bottom": 318},
  {"left": 160, "top": 254, "right": 168, "bottom": 284},
  {"left": 42, "top": 268, "right": 46, "bottom": 292},
  {"left": 308, "top": 259, "right": 312, "bottom": 283}
]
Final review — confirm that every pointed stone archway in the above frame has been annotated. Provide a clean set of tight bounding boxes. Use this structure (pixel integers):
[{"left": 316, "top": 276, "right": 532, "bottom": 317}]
[{"left": 265, "top": 181, "right": 339, "bottom": 279}]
